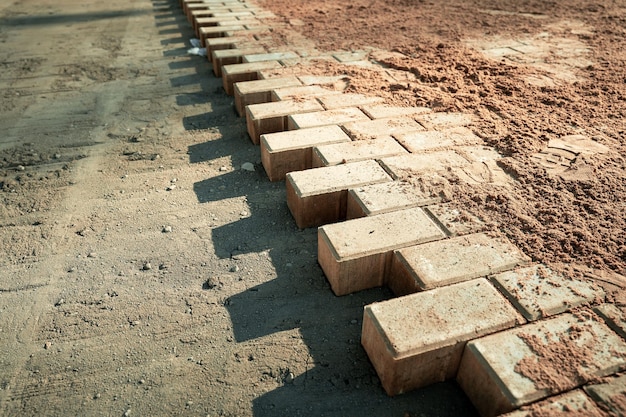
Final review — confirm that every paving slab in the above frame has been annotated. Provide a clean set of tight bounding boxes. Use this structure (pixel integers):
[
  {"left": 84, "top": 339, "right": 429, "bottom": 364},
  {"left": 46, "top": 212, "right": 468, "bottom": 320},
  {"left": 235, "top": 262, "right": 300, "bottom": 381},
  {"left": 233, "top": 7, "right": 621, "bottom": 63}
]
[
  {"left": 457, "top": 312, "right": 626, "bottom": 416},
  {"left": 389, "top": 232, "right": 530, "bottom": 295},
  {"left": 501, "top": 390, "right": 605, "bottom": 416},
  {"left": 286, "top": 160, "right": 392, "bottom": 229},
  {"left": 260, "top": 125, "right": 351, "bottom": 181},
  {"left": 317, "top": 207, "right": 445, "bottom": 295},
  {"left": 233, "top": 76, "right": 302, "bottom": 116},
  {"left": 416, "top": 112, "right": 475, "bottom": 130},
  {"left": 205, "top": 36, "right": 251, "bottom": 60},
  {"left": 222, "top": 60, "right": 283, "bottom": 95},
  {"left": 316, "top": 93, "right": 384, "bottom": 110},
  {"left": 395, "top": 127, "right": 482, "bottom": 152},
  {"left": 346, "top": 180, "right": 444, "bottom": 219},
  {"left": 584, "top": 374, "right": 626, "bottom": 417},
  {"left": 491, "top": 264, "right": 605, "bottom": 321},
  {"left": 245, "top": 99, "right": 324, "bottom": 144},
  {"left": 270, "top": 85, "right": 340, "bottom": 101},
  {"left": 362, "top": 278, "right": 522, "bottom": 395},
  {"left": 423, "top": 203, "right": 486, "bottom": 237},
  {"left": 360, "top": 104, "right": 431, "bottom": 119},
  {"left": 379, "top": 151, "right": 471, "bottom": 180},
  {"left": 287, "top": 107, "right": 370, "bottom": 130},
  {"left": 341, "top": 116, "right": 424, "bottom": 140},
  {"left": 199, "top": 25, "right": 245, "bottom": 47},
  {"left": 212, "top": 47, "right": 266, "bottom": 77},
  {"left": 242, "top": 51, "right": 299, "bottom": 63},
  {"left": 311, "top": 136, "right": 408, "bottom": 167}
]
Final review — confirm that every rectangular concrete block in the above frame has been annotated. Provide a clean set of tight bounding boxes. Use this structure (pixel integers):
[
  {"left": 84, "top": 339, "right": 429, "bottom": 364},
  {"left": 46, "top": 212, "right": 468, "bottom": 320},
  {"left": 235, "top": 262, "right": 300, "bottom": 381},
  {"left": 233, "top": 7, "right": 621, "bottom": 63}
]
[
  {"left": 389, "top": 233, "right": 530, "bottom": 295},
  {"left": 286, "top": 160, "right": 392, "bottom": 229},
  {"left": 594, "top": 303, "right": 626, "bottom": 340},
  {"left": 341, "top": 116, "right": 424, "bottom": 140},
  {"left": 317, "top": 207, "right": 445, "bottom": 295},
  {"left": 242, "top": 51, "right": 299, "bottom": 63},
  {"left": 222, "top": 60, "right": 282, "bottom": 95},
  {"left": 584, "top": 374, "right": 626, "bottom": 416},
  {"left": 287, "top": 107, "right": 369, "bottom": 130},
  {"left": 395, "top": 127, "right": 483, "bottom": 153},
  {"left": 360, "top": 104, "right": 431, "bottom": 119},
  {"left": 457, "top": 312, "right": 626, "bottom": 417},
  {"left": 415, "top": 112, "right": 475, "bottom": 130},
  {"left": 199, "top": 25, "right": 245, "bottom": 47},
  {"left": 423, "top": 203, "right": 486, "bottom": 237},
  {"left": 362, "top": 278, "right": 522, "bottom": 396},
  {"left": 297, "top": 75, "right": 350, "bottom": 87},
  {"left": 501, "top": 390, "right": 605, "bottom": 417},
  {"left": 245, "top": 99, "right": 324, "bottom": 144},
  {"left": 491, "top": 264, "right": 605, "bottom": 321},
  {"left": 205, "top": 36, "right": 250, "bottom": 60},
  {"left": 260, "top": 125, "right": 351, "bottom": 182},
  {"left": 346, "top": 180, "right": 444, "bottom": 219},
  {"left": 311, "top": 136, "right": 408, "bottom": 167},
  {"left": 234, "top": 76, "right": 302, "bottom": 117},
  {"left": 212, "top": 47, "right": 266, "bottom": 77},
  {"left": 316, "top": 93, "right": 384, "bottom": 110},
  {"left": 379, "top": 151, "right": 471, "bottom": 179},
  {"left": 271, "top": 85, "right": 339, "bottom": 101}
]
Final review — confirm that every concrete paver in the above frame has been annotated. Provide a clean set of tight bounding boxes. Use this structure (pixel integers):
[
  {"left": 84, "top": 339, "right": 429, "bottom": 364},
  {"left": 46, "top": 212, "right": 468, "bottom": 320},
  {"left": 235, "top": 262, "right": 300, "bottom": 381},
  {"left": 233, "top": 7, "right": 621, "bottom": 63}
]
[
  {"left": 341, "top": 116, "right": 424, "bottom": 140},
  {"left": 395, "top": 127, "right": 482, "bottom": 153},
  {"left": 288, "top": 107, "right": 370, "bottom": 130},
  {"left": 234, "top": 76, "right": 302, "bottom": 116},
  {"left": 362, "top": 278, "right": 521, "bottom": 395},
  {"left": 501, "top": 390, "right": 605, "bottom": 417},
  {"left": 584, "top": 374, "right": 626, "bottom": 416},
  {"left": 222, "top": 60, "right": 283, "bottom": 95},
  {"left": 245, "top": 99, "right": 324, "bottom": 144},
  {"left": 311, "top": 136, "right": 408, "bottom": 167}
]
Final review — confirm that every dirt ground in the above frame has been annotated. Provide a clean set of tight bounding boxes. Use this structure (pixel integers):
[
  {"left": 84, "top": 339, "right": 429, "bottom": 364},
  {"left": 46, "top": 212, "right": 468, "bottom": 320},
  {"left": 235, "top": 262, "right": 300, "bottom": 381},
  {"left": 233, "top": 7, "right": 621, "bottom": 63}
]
[{"left": 0, "top": 0, "right": 624, "bottom": 416}]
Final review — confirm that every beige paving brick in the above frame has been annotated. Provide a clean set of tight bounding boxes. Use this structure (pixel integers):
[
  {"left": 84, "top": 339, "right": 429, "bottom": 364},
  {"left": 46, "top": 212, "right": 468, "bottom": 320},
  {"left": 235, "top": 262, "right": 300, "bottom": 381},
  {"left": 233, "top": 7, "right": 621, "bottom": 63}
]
[
  {"left": 360, "top": 104, "right": 431, "bottom": 119},
  {"left": 234, "top": 76, "right": 302, "bottom": 116},
  {"left": 260, "top": 125, "right": 351, "bottom": 182},
  {"left": 242, "top": 51, "right": 299, "bottom": 63},
  {"left": 278, "top": 56, "right": 338, "bottom": 67},
  {"left": 316, "top": 93, "right": 384, "bottom": 111},
  {"left": 287, "top": 107, "right": 369, "bottom": 130},
  {"left": 389, "top": 233, "right": 530, "bottom": 295},
  {"left": 199, "top": 25, "right": 245, "bottom": 47},
  {"left": 584, "top": 374, "right": 626, "bottom": 416},
  {"left": 362, "top": 279, "right": 521, "bottom": 396},
  {"left": 341, "top": 116, "right": 424, "bottom": 140},
  {"left": 297, "top": 74, "right": 350, "bottom": 87},
  {"left": 594, "top": 303, "right": 626, "bottom": 340},
  {"left": 501, "top": 390, "right": 604, "bottom": 417},
  {"left": 286, "top": 160, "right": 392, "bottom": 229},
  {"left": 379, "top": 151, "right": 471, "bottom": 180},
  {"left": 222, "top": 60, "right": 282, "bottom": 95},
  {"left": 346, "top": 180, "right": 444, "bottom": 219},
  {"left": 415, "top": 112, "right": 475, "bottom": 130},
  {"left": 317, "top": 207, "right": 445, "bottom": 295},
  {"left": 205, "top": 36, "right": 250, "bottom": 60},
  {"left": 311, "top": 136, "right": 407, "bottom": 167},
  {"left": 423, "top": 203, "right": 486, "bottom": 237},
  {"left": 212, "top": 47, "right": 266, "bottom": 77},
  {"left": 270, "top": 85, "right": 339, "bottom": 101},
  {"left": 245, "top": 99, "right": 324, "bottom": 144},
  {"left": 395, "top": 127, "right": 482, "bottom": 153},
  {"left": 332, "top": 50, "right": 370, "bottom": 62},
  {"left": 457, "top": 312, "right": 626, "bottom": 417},
  {"left": 491, "top": 265, "right": 605, "bottom": 321}
]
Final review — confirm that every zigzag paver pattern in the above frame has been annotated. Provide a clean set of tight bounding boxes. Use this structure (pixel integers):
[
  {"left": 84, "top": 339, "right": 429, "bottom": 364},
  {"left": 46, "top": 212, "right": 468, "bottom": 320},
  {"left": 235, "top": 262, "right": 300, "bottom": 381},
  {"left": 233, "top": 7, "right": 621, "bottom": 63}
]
[{"left": 178, "top": 0, "right": 625, "bottom": 414}]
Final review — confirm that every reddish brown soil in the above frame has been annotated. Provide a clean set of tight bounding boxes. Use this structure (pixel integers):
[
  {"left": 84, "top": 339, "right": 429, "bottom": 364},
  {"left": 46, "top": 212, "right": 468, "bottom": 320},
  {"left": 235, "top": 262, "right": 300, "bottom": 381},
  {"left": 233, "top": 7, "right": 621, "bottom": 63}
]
[{"left": 259, "top": 0, "right": 626, "bottom": 300}]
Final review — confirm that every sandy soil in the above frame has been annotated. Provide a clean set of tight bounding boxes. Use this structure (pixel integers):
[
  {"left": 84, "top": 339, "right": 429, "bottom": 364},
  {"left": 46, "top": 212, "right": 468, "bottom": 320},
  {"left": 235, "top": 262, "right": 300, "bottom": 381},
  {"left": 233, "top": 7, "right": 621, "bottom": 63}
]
[{"left": 0, "top": 0, "right": 624, "bottom": 416}]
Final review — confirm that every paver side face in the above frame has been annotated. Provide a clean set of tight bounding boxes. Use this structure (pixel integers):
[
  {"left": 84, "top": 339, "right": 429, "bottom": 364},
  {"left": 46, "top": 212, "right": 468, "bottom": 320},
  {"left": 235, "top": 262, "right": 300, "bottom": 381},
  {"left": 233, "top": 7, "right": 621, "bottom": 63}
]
[
  {"left": 362, "top": 278, "right": 521, "bottom": 395},
  {"left": 458, "top": 312, "right": 626, "bottom": 416},
  {"left": 594, "top": 303, "right": 626, "bottom": 340},
  {"left": 390, "top": 232, "right": 530, "bottom": 291},
  {"left": 584, "top": 374, "right": 626, "bottom": 416},
  {"left": 491, "top": 264, "right": 605, "bottom": 321}
]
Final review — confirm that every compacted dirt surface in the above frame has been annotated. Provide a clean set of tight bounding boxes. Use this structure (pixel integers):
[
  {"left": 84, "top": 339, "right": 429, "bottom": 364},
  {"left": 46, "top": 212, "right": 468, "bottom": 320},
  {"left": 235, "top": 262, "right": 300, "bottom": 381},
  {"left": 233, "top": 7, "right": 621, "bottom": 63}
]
[{"left": 0, "top": 0, "right": 624, "bottom": 416}]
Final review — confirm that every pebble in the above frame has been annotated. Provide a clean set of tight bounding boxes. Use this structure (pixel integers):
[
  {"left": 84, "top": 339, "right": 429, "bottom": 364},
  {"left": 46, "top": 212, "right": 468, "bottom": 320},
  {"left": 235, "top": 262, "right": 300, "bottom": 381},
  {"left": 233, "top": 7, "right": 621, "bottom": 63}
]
[
  {"left": 124, "top": 409, "right": 131, "bottom": 417},
  {"left": 68, "top": 267, "right": 76, "bottom": 273},
  {"left": 285, "top": 372, "right": 295, "bottom": 384},
  {"left": 229, "top": 265, "right": 239, "bottom": 273},
  {"left": 17, "top": 165, "right": 25, "bottom": 171},
  {"left": 53, "top": 153, "right": 61, "bottom": 159},
  {"left": 142, "top": 262, "right": 152, "bottom": 271},
  {"left": 350, "top": 319, "right": 358, "bottom": 325},
  {"left": 219, "top": 166, "right": 228, "bottom": 172},
  {"left": 162, "top": 225, "right": 172, "bottom": 233},
  {"left": 166, "top": 185, "right": 176, "bottom": 191},
  {"left": 87, "top": 252, "right": 96, "bottom": 258},
  {"left": 54, "top": 298, "right": 65, "bottom": 307},
  {"left": 205, "top": 277, "right": 219, "bottom": 289},
  {"left": 158, "top": 264, "right": 167, "bottom": 270},
  {"left": 241, "top": 162, "right": 255, "bottom": 172}
]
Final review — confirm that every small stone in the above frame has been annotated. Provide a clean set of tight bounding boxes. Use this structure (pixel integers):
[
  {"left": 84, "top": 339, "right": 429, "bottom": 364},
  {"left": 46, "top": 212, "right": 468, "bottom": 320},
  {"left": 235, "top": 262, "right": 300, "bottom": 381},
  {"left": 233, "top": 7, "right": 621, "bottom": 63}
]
[
  {"left": 93, "top": 393, "right": 101, "bottom": 399},
  {"left": 205, "top": 277, "right": 219, "bottom": 289},
  {"left": 285, "top": 372, "right": 295, "bottom": 384},
  {"left": 139, "top": 379, "right": 145, "bottom": 385},
  {"left": 68, "top": 267, "right": 76, "bottom": 273},
  {"left": 142, "top": 262, "right": 152, "bottom": 271},
  {"left": 87, "top": 252, "right": 96, "bottom": 258},
  {"left": 219, "top": 166, "right": 228, "bottom": 172},
  {"left": 124, "top": 409, "right": 131, "bottom": 417},
  {"left": 44, "top": 341, "right": 52, "bottom": 350},
  {"left": 162, "top": 226, "right": 172, "bottom": 233},
  {"left": 53, "top": 153, "right": 61, "bottom": 159},
  {"left": 166, "top": 185, "right": 176, "bottom": 191},
  {"left": 170, "top": 178, "right": 177, "bottom": 183},
  {"left": 241, "top": 162, "right": 255, "bottom": 172},
  {"left": 17, "top": 165, "right": 25, "bottom": 171},
  {"left": 54, "top": 298, "right": 65, "bottom": 307},
  {"left": 350, "top": 319, "right": 358, "bottom": 325},
  {"left": 158, "top": 264, "right": 167, "bottom": 270},
  {"left": 229, "top": 265, "right": 240, "bottom": 273}
]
